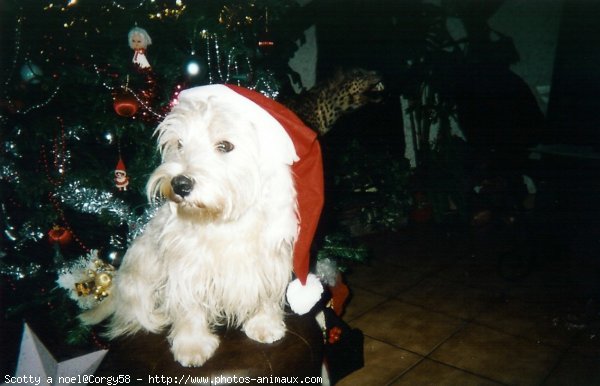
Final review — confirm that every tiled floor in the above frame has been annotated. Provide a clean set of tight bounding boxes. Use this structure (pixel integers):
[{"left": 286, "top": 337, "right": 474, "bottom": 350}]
[{"left": 335, "top": 224, "right": 600, "bottom": 385}]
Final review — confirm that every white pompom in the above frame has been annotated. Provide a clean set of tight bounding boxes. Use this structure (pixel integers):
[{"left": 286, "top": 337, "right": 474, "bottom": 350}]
[{"left": 286, "top": 273, "right": 323, "bottom": 315}]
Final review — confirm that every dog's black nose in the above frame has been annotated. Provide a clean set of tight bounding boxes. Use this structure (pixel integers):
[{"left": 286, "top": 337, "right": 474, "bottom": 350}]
[{"left": 171, "top": 175, "right": 194, "bottom": 197}]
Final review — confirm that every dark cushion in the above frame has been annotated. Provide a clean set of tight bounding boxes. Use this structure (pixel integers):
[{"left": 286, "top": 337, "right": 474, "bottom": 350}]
[{"left": 95, "top": 313, "right": 323, "bottom": 385}]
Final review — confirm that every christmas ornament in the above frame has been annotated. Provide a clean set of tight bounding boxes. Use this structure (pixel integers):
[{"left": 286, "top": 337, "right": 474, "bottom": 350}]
[
  {"left": 0, "top": 262, "right": 43, "bottom": 280},
  {"left": 54, "top": 180, "right": 161, "bottom": 244},
  {"left": 128, "top": 27, "right": 152, "bottom": 70},
  {"left": 3, "top": 323, "right": 107, "bottom": 385},
  {"left": 75, "top": 258, "right": 115, "bottom": 301},
  {"left": 328, "top": 273, "right": 350, "bottom": 317},
  {"left": 257, "top": 8, "right": 275, "bottom": 56},
  {"left": 328, "top": 326, "right": 342, "bottom": 344},
  {"left": 184, "top": 54, "right": 208, "bottom": 84},
  {"left": 103, "top": 131, "right": 115, "bottom": 144},
  {"left": 102, "top": 247, "right": 124, "bottom": 268},
  {"left": 257, "top": 30, "right": 275, "bottom": 55},
  {"left": 1, "top": 202, "right": 18, "bottom": 243},
  {"left": 40, "top": 117, "right": 69, "bottom": 187},
  {"left": 123, "top": 24, "right": 159, "bottom": 121},
  {"left": 47, "top": 225, "right": 72, "bottom": 246},
  {"left": 19, "top": 60, "right": 43, "bottom": 84},
  {"left": 57, "top": 250, "right": 116, "bottom": 309},
  {"left": 219, "top": 3, "right": 256, "bottom": 30},
  {"left": 112, "top": 89, "right": 138, "bottom": 117},
  {"left": 114, "top": 158, "right": 129, "bottom": 191},
  {"left": 250, "top": 70, "right": 281, "bottom": 99},
  {"left": 147, "top": 1, "right": 186, "bottom": 20}
]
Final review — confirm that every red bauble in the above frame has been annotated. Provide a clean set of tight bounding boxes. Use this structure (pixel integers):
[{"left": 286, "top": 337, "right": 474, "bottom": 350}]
[
  {"left": 328, "top": 326, "right": 342, "bottom": 344},
  {"left": 48, "top": 225, "right": 72, "bottom": 246},
  {"left": 257, "top": 31, "right": 275, "bottom": 55},
  {"left": 113, "top": 90, "right": 139, "bottom": 117}
]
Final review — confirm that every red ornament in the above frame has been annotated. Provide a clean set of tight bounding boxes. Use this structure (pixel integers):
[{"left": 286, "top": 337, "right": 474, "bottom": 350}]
[
  {"left": 328, "top": 273, "right": 350, "bottom": 317},
  {"left": 114, "top": 157, "right": 130, "bottom": 191},
  {"left": 328, "top": 326, "right": 342, "bottom": 344},
  {"left": 48, "top": 225, "right": 72, "bottom": 246},
  {"left": 257, "top": 31, "right": 275, "bottom": 55},
  {"left": 113, "top": 90, "right": 139, "bottom": 117}
]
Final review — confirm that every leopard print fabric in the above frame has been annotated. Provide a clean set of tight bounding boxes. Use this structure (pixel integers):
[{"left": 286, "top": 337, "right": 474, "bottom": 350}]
[{"left": 285, "top": 68, "right": 384, "bottom": 136}]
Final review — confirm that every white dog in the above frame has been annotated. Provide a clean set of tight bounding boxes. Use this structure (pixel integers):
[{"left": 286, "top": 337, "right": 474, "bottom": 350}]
[{"left": 81, "top": 85, "right": 324, "bottom": 367}]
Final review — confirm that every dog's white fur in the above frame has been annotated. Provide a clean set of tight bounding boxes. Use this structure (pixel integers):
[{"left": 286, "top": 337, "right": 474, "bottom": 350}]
[{"left": 81, "top": 94, "right": 299, "bottom": 367}]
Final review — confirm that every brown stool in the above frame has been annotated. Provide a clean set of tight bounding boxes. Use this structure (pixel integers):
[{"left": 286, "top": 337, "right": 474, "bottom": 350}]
[{"left": 95, "top": 313, "right": 323, "bottom": 385}]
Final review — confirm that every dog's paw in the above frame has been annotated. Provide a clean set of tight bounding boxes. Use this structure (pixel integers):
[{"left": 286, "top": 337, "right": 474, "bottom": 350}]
[
  {"left": 243, "top": 314, "right": 286, "bottom": 343},
  {"left": 170, "top": 333, "right": 220, "bottom": 367}
]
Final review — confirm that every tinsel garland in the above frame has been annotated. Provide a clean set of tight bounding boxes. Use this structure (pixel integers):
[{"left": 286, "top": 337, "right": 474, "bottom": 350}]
[
  {"left": 54, "top": 180, "right": 161, "bottom": 244},
  {"left": 0, "top": 261, "right": 43, "bottom": 280},
  {"left": 315, "top": 258, "right": 339, "bottom": 287}
]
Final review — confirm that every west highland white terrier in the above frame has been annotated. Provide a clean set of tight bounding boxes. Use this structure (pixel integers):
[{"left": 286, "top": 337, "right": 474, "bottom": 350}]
[{"left": 81, "top": 84, "right": 324, "bottom": 367}]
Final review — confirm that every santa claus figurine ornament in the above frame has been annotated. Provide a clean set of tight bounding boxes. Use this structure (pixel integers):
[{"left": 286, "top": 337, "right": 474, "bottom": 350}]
[
  {"left": 128, "top": 27, "right": 152, "bottom": 70},
  {"left": 114, "top": 158, "right": 129, "bottom": 191}
]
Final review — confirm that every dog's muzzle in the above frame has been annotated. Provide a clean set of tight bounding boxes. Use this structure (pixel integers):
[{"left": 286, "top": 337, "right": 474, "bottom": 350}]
[{"left": 171, "top": 175, "right": 194, "bottom": 197}]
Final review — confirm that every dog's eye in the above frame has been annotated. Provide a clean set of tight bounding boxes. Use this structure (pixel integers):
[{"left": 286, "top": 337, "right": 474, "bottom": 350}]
[
  {"left": 177, "top": 140, "right": 183, "bottom": 150},
  {"left": 215, "top": 140, "right": 234, "bottom": 153}
]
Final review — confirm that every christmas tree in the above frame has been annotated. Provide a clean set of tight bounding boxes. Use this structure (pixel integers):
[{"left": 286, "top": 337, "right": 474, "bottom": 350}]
[{"left": 0, "top": 0, "right": 310, "bottom": 354}]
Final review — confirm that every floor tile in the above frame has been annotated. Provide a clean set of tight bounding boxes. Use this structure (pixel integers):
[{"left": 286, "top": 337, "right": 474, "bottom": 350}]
[
  {"left": 398, "top": 276, "right": 496, "bottom": 320},
  {"left": 568, "top": 329, "right": 600, "bottom": 358},
  {"left": 475, "top": 298, "right": 577, "bottom": 349},
  {"left": 336, "top": 336, "right": 422, "bottom": 386},
  {"left": 344, "top": 260, "right": 430, "bottom": 297},
  {"left": 542, "top": 350, "right": 600, "bottom": 385},
  {"left": 359, "top": 231, "right": 412, "bottom": 265},
  {"left": 387, "top": 241, "right": 458, "bottom": 272},
  {"left": 351, "top": 299, "right": 463, "bottom": 356},
  {"left": 431, "top": 324, "right": 561, "bottom": 385},
  {"left": 391, "top": 358, "right": 504, "bottom": 386},
  {"left": 435, "top": 254, "right": 509, "bottom": 292},
  {"left": 335, "top": 227, "right": 598, "bottom": 385},
  {"left": 503, "top": 268, "right": 582, "bottom": 305},
  {"left": 342, "top": 286, "right": 388, "bottom": 322}
]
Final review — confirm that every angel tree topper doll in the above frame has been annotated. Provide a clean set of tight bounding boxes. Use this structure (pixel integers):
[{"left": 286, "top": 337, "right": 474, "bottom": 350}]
[{"left": 128, "top": 27, "right": 152, "bottom": 70}]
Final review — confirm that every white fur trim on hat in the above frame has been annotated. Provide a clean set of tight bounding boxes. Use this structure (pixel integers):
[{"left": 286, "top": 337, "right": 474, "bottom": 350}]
[{"left": 286, "top": 273, "right": 323, "bottom": 315}]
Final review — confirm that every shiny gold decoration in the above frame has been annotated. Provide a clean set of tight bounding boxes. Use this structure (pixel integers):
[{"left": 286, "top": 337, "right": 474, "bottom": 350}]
[
  {"left": 75, "top": 280, "right": 95, "bottom": 296},
  {"left": 75, "top": 259, "right": 115, "bottom": 302},
  {"left": 219, "top": 2, "right": 257, "bottom": 30},
  {"left": 148, "top": 2, "right": 187, "bottom": 20}
]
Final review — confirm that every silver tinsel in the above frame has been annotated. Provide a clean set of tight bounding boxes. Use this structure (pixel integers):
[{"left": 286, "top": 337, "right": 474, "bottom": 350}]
[
  {"left": 1, "top": 162, "right": 20, "bottom": 185},
  {"left": 56, "top": 181, "right": 130, "bottom": 218},
  {"left": 250, "top": 70, "right": 280, "bottom": 99},
  {"left": 126, "top": 202, "right": 161, "bottom": 242},
  {"left": 0, "top": 262, "right": 43, "bottom": 280},
  {"left": 4, "top": 140, "right": 21, "bottom": 158},
  {"left": 55, "top": 180, "right": 161, "bottom": 244},
  {"left": 15, "top": 221, "right": 45, "bottom": 250},
  {"left": 316, "top": 258, "right": 339, "bottom": 287}
]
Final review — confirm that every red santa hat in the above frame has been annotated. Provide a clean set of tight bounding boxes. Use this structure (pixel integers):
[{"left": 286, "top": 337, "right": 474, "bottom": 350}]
[
  {"left": 175, "top": 84, "right": 324, "bottom": 315},
  {"left": 115, "top": 158, "right": 126, "bottom": 173}
]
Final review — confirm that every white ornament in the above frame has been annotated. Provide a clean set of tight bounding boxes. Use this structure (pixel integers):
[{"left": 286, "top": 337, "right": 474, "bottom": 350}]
[{"left": 1, "top": 323, "right": 107, "bottom": 386}]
